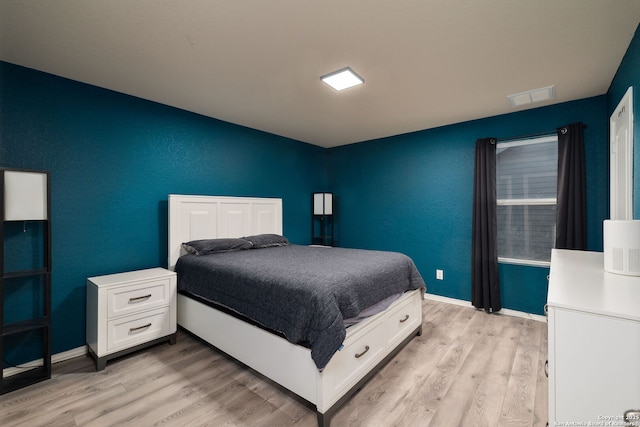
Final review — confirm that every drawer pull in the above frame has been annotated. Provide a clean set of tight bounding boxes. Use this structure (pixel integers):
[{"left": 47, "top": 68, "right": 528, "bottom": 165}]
[
  {"left": 544, "top": 360, "right": 548, "bottom": 378},
  {"left": 399, "top": 314, "right": 410, "bottom": 323},
  {"left": 129, "top": 323, "right": 152, "bottom": 332},
  {"left": 129, "top": 294, "right": 152, "bottom": 303},
  {"left": 355, "top": 345, "right": 370, "bottom": 359}
]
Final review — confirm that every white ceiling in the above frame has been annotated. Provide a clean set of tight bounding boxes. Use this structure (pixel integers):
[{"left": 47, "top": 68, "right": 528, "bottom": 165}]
[{"left": 1, "top": 1, "right": 639, "bottom": 148}]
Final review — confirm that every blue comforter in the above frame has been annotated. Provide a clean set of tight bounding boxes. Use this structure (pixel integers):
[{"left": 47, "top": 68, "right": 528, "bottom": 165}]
[{"left": 175, "top": 244, "right": 425, "bottom": 369}]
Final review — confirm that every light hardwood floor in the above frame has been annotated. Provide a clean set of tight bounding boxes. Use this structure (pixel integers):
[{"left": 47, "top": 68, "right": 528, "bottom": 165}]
[{"left": 0, "top": 299, "right": 548, "bottom": 426}]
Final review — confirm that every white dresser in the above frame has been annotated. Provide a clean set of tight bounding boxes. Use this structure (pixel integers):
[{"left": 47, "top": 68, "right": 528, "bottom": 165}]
[
  {"left": 86, "top": 268, "right": 177, "bottom": 370},
  {"left": 547, "top": 249, "right": 640, "bottom": 425}
]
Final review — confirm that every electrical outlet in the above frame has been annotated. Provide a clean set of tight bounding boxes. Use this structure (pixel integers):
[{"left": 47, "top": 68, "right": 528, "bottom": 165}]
[{"left": 436, "top": 269, "right": 444, "bottom": 280}]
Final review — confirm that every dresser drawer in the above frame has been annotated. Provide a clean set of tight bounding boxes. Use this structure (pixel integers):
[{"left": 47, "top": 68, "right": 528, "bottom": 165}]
[
  {"left": 324, "top": 323, "right": 385, "bottom": 395},
  {"left": 385, "top": 292, "right": 421, "bottom": 347},
  {"left": 107, "top": 307, "right": 171, "bottom": 352},
  {"left": 108, "top": 277, "right": 172, "bottom": 318}
]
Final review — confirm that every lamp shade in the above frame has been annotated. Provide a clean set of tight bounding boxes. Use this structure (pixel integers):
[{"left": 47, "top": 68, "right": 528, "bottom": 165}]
[
  {"left": 313, "top": 192, "right": 333, "bottom": 215},
  {"left": 3, "top": 170, "right": 48, "bottom": 220}
]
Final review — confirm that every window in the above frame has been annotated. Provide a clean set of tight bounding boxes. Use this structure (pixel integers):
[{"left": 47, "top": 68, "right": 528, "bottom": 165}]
[{"left": 496, "top": 135, "right": 558, "bottom": 266}]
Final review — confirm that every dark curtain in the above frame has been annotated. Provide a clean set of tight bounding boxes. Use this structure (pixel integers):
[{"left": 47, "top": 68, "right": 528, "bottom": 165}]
[
  {"left": 556, "top": 122, "right": 587, "bottom": 250},
  {"left": 471, "top": 137, "right": 501, "bottom": 313}
]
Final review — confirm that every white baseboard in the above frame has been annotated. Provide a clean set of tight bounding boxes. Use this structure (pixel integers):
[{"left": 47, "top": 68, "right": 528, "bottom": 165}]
[
  {"left": 425, "top": 293, "right": 547, "bottom": 323},
  {"left": 3, "top": 345, "right": 88, "bottom": 378}
]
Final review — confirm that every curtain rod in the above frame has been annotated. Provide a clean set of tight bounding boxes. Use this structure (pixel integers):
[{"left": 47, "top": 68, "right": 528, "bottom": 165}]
[{"left": 496, "top": 124, "right": 587, "bottom": 143}]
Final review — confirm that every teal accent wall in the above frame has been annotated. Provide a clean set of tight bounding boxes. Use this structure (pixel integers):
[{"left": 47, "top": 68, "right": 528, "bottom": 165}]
[
  {"left": 607, "top": 23, "right": 640, "bottom": 219},
  {"left": 327, "top": 97, "right": 609, "bottom": 315},
  {"left": 0, "top": 61, "right": 325, "bottom": 358}
]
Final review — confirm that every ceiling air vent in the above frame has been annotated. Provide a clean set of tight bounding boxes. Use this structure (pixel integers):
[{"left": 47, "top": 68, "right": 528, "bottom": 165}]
[{"left": 507, "top": 85, "right": 555, "bottom": 107}]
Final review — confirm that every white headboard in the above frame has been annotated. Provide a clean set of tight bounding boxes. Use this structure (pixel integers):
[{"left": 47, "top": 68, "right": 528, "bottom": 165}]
[{"left": 168, "top": 195, "right": 283, "bottom": 270}]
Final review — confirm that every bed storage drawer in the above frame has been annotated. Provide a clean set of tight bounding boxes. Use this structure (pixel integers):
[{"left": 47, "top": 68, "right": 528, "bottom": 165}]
[
  {"left": 107, "top": 307, "right": 171, "bottom": 351},
  {"left": 318, "top": 290, "right": 423, "bottom": 411},
  {"left": 385, "top": 291, "right": 422, "bottom": 347},
  {"left": 323, "top": 323, "right": 386, "bottom": 396},
  {"left": 108, "top": 278, "right": 172, "bottom": 318}
]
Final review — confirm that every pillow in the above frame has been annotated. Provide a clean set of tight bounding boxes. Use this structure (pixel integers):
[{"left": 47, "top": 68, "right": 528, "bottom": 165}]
[
  {"left": 182, "top": 238, "right": 253, "bottom": 256},
  {"left": 242, "top": 234, "right": 289, "bottom": 249}
]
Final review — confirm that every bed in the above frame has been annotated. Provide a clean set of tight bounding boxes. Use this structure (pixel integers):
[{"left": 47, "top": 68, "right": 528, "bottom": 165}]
[{"left": 168, "top": 195, "right": 425, "bottom": 426}]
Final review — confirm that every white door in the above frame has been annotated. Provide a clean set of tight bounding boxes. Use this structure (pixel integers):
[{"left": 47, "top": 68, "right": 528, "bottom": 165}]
[{"left": 610, "top": 87, "right": 634, "bottom": 220}]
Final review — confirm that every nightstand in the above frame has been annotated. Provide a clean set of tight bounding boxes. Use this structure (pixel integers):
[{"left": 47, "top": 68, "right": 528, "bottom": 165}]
[{"left": 86, "top": 267, "right": 177, "bottom": 371}]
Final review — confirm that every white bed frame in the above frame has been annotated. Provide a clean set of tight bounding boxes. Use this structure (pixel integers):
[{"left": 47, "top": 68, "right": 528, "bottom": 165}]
[{"left": 168, "top": 195, "right": 423, "bottom": 426}]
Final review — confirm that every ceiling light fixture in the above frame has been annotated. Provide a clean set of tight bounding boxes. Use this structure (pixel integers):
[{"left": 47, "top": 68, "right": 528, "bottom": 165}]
[
  {"left": 321, "top": 67, "right": 364, "bottom": 91},
  {"left": 507, "top": 85, "right": 556, "bottom": 107}
]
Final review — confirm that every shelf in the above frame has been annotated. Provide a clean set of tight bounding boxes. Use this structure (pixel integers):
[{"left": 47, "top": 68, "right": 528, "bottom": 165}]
[
  {"left": 0, "top": 366, "right": 50, "bottom": 395},
  {"left": 2, "top": 268, "right": 49, "bottom": 280},
  {"left": 2, "top": 318, "right": 49, "bottom": 337},
  {"left": 312, "top": 238, "right": 333, "bottom": 245}
]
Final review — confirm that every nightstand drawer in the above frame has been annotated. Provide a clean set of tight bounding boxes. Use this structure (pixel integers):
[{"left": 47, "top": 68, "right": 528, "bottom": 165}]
[
  {"left": 108, "top": 278, "right": 171, "bottom": 318},
  {"left": 107, "top": 307, "right": 171, "bottom": 352}
]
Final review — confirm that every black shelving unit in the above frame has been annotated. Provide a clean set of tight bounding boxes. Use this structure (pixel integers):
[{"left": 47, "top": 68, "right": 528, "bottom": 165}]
[
  {"left": 311, "top": 192, "right": 334, "bottom": 246},
  {"left": 0, "top": 168, "right": 52, "bottom": 394},
  {"left": 312, "top": 215, "right": 334, "bottom": 246}
]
